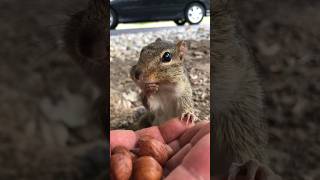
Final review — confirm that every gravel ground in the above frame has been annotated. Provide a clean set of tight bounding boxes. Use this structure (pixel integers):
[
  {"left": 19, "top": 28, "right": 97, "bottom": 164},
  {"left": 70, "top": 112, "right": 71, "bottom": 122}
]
[{"left": 110, "top": 26, "right": 210, "bottom": 129}]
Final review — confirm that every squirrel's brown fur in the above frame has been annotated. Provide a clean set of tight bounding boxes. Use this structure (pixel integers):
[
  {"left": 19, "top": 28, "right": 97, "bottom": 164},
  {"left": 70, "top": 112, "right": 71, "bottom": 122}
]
[
  {"left": 212, "top": 0, "right": 267, "bottom": 176},
  {"left": 131, "top": 39, "right": 195, "bottom": 125}
]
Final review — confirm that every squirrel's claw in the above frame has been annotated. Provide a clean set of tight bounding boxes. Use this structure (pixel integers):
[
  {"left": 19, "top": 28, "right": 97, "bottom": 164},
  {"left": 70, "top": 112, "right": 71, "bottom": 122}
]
[
  {"left": 180, "top": 112, "right": 197, "bottom": 125},
  {"left": 228, "top": 159, "right": 282, "bottom": 180}
]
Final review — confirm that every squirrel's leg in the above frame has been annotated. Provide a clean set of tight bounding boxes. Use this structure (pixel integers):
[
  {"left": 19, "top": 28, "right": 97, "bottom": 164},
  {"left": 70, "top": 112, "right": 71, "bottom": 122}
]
[
  {"left": 130, "top": 111, "right": 155, "bottom": 130},
  {"left": 228, "top": 159, "right": 282, "bottom": 180},
  {"left": 178, "top": 95, "right": 197, "bottom": 125},
  {"left": 140, "top": 92, "right": 149, "bottom": 110},
  {"left": 130, "top": 92, "right": 155, "bottom": 130},
  {"left": 138, "top": 111, "right": 155, "bottom": 128}
]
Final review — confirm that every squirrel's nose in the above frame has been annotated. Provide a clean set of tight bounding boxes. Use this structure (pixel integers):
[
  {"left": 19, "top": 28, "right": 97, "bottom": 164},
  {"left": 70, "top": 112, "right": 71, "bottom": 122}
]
[{"left": 134, "top": 69, "right": 142, "bottom": 80}]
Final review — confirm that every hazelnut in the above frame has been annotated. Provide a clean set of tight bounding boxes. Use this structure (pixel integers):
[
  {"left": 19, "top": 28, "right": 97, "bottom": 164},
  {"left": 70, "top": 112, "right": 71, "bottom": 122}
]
[
  {"left": 137, "top": 136, "right": 173, "bottom": 165},
  {"left": 133, "top": 156, "right": 163, "bottom": 180},
  {"left": 110, "top": 147, "right": 133, "bottom": 180},
  {"left": 165, "top": 144, "right": 174, "bottom": 158},
  {"left": 112, "top": 146, "right": 136, "bottom": 160},
  {"left": 112, "top": 146, "right": 129, "bottom": 155}
]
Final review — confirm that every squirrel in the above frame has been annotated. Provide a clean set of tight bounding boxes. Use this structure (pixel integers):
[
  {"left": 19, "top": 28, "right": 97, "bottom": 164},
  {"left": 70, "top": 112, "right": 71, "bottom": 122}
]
[
  {"left": 63, "top": 1, "right": 109, "bottom": 178},
  {"left": 64, "top": 0, "right": 107, "bottom": 90},
  {"left": 130, "top": 38, "right": 196, "bottom": 126},
  {"left": 212, "top": 0, "right": 281, "bottom": 179},
  {"left": 63, "top": 0, "right": 108, "bottom": 131}
]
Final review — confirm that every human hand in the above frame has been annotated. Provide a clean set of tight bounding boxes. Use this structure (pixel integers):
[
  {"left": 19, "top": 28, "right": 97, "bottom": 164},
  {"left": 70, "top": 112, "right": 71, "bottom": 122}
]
[{"left": 110, "top": 117, "right": 210, "bottom": 180}]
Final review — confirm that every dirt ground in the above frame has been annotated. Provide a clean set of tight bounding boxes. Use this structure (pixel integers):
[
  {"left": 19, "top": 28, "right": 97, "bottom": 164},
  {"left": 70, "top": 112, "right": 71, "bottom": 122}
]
[{"left": 234, "top": 0, "right": 320, "bottom": 179}]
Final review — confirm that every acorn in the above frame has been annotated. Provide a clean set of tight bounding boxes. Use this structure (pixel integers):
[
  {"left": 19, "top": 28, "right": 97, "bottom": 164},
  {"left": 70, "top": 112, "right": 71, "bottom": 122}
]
[
  {"left": 137, "top": 136, "right": 174, "bottom": 165},
  {"left": 110, "top": 146, "right": 133, "bottom": 180},
  {"left": 133, "top": 156, "right": 163, "bottom": 180}
]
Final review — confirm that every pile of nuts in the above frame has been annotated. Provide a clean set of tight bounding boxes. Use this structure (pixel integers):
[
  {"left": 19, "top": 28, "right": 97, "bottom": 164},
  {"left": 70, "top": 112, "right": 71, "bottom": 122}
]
[{"left": 111, "top": 135, "right": 174, "bottom": 180}]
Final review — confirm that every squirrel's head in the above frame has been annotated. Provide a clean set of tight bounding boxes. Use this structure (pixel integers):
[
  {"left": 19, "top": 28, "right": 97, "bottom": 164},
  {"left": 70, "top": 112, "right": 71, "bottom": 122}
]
[
  {"left": 64, "top": 0, "right": 107, "bottom": 63},
  {"left": 130, "top": 38, "right": 188, "bottom": 89}
]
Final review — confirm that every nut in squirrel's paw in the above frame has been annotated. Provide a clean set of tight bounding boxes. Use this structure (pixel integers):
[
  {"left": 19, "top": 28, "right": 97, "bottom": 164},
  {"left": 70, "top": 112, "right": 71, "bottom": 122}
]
[
  {"left": 180, "top": 112, "right": 197, "bottom": 125},
  {"left": 145, "top": 83, "right": 159, "bottom": 96}
]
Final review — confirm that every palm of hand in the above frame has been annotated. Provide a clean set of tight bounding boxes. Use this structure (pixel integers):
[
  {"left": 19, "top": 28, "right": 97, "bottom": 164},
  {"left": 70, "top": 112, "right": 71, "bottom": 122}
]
[{"left": 110, "top": 118, "right": 210, "bottom": 180}]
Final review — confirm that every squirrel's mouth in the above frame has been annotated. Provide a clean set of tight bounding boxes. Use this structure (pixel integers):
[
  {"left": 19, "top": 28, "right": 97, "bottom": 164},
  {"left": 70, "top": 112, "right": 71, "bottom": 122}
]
[
  {"left": 143, "top": 82, "right": 159, "bottom": 95},
  {"left": 143, "top": 81, "right": 159, "bottom": 84}
]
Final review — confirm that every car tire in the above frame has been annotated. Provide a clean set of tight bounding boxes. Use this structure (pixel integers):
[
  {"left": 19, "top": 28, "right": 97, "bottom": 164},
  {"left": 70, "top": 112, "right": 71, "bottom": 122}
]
[
  {"left": 110, "top": 8, "right": 118, "bottom": 29},
  {"left": 174, "top": 19, "right": 186, "bottom": 26},
  {"left": 185, "top": 3, "right": 205, "bottom": 25}
]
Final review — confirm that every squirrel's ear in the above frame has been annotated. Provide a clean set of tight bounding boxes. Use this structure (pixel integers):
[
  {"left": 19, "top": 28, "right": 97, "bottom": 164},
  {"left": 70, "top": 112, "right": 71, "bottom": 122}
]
[
  {"left": 176, "top": 40, "right": 188, "bottom": 60},
  {"left": 155, "top": 38, "right": 162, "bottom": 42}
]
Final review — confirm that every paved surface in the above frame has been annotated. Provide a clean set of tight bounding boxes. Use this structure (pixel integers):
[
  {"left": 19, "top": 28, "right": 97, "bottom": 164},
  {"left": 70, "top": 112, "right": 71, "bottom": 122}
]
[
  {"left": 110, "top": 24, "right": 210, "bottom": 36},
  {"left": 111, "top": 16, "right": 210, "bottom": 36}
]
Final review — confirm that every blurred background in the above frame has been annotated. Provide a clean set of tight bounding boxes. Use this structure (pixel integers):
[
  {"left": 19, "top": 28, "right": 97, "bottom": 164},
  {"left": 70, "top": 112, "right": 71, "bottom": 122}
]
[
  {"left": 0, "top": 0, "right": 106, "bottom": 179},
  {"left": 110, "top": 0, "right": 210, "bottom": 29},
  {"left": 233, "top": 0, "right": 320, "bottom": 179},
  {"left": 114, "top": 16, "right": 209, "bottom": 30}
]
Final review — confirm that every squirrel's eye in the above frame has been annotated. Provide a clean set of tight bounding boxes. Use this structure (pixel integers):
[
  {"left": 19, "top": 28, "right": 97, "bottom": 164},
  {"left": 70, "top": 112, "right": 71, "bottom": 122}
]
[{"left": 162, "top": 52, "right": 172, "bottom": 62}]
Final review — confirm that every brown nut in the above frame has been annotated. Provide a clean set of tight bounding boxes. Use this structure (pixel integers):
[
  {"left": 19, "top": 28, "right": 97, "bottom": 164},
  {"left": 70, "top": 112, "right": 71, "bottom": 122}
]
[
  {"left": 112, "top": 146, "right": 136, "bottom": 160},
  {"left": 165, "top": 144, "right": 174, "bottom": 158},
  {"left": 112, "top": 146, "right": 130, "bottom": 155},
  {"left": 137, "top": 136, "right": 173, "bottom": 165},
  {"left": 133, "top": 156, "right": 163, "bottom": 180},
  {"left": 110, "top": 147, "right": 133, "bottom": 180}
]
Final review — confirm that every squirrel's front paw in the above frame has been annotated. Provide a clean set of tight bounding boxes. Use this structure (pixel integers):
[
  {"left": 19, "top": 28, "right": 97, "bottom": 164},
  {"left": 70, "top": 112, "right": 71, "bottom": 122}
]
[
  {"left": 228, "top": 159, "right": 282, "bottom": 180},
  {"left": 180, "top": 112, "right": 197, "bottom": 125}
]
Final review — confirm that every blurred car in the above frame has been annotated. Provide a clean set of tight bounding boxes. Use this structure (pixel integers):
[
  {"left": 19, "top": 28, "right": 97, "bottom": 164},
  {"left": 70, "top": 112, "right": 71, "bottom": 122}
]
[{"left": 110, "top": 0, "right": 210, "bottom": 29}]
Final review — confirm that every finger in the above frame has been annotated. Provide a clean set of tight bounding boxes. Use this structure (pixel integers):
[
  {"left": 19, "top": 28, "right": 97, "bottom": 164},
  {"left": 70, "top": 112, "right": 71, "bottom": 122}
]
[
  {"left": 190, "top": 123, "right": 210, "bottom": 145},
  {"left": 135, "top": 126, "right": 165, "bottom": 143},
  {"left": 166, "top": 123, "right": 209, "bottom": 171},
  {"left": 167, "top": 140, "right": 180, "bottom": 153},
  {"left": 165, "top": 134, "right": 210, "bottom": 180},
  {"left": 165, "top": 166, "right": 199, "bottom": 180},
  {"left": 179, "top": 121, "right": 208, "bottom": 147},
  {"left": 166, "top": 143, "right": 192, "bottom": 171},
  {"left": 159, "top": 117, "right": 192, "bottom": 143},
  {"left": 168, "top": 121, "right": 208, "bottom": 153},
  {"left": 180, "top": 134, "right": 210, "bottom": 180},
  {"left": 110, "top": 130, "right": 137, "bottom": 151},
  {"left": 110, "top": 118, "right": 191, "bottom": 153}
]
